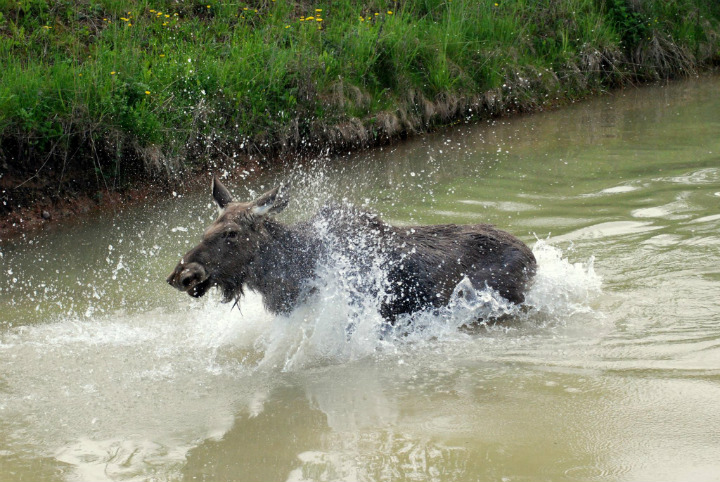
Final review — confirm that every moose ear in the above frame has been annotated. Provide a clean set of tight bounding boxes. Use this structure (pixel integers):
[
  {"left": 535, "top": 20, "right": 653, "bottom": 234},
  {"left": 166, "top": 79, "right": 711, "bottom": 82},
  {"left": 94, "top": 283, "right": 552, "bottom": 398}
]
[
  {"left": 212, "top": 176, "right": 233, "bottom": 209},
  {"left": 250, "top": 182, "right": 291, "bottom": 217}
]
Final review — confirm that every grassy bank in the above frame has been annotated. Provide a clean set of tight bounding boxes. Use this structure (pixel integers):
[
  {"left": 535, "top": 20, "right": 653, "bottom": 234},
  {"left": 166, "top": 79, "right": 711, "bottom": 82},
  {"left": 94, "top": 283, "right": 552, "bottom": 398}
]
[{"left": 1, "top": 0, "right": 719, "bottom": 212}]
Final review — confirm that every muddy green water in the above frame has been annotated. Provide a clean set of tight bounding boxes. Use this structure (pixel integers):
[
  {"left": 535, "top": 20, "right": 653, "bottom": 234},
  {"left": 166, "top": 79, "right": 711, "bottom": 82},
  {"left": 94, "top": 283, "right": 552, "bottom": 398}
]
[{"left": 1, "top": 76, "right": 719, "bottom": 482}]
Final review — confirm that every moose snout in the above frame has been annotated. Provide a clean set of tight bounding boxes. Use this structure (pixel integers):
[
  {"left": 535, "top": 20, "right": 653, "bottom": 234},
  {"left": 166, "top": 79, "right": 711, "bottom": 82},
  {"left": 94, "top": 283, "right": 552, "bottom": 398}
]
[{"left": 167, "top": 262, "right": 208, "bottom": 292}]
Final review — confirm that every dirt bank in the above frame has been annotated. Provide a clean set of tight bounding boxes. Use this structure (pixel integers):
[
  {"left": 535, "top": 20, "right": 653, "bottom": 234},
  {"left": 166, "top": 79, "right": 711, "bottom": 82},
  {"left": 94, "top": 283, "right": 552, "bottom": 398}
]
[{"left": 0, "top": 156, "right": 264, "bottom": 241}]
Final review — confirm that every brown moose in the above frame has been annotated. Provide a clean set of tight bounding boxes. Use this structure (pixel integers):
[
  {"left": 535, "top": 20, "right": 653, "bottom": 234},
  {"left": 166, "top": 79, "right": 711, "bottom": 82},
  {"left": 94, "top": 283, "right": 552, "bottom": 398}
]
[{"left": 167, "top": 177, "right": 536, "bottom": 323}]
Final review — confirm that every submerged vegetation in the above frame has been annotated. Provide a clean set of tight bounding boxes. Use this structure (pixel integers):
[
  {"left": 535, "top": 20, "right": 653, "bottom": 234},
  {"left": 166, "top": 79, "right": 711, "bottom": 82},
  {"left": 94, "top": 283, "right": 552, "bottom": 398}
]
[{"left": 1, "top": 0, "right": 719, "bottom": 210}]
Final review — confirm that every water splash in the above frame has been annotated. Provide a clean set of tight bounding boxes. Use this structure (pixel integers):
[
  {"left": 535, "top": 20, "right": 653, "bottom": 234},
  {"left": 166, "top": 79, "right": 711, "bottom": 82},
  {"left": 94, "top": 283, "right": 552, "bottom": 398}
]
[
  {"left": 256, "top": 207, "right": 394, "bottom": 371},
  {"left": 250, "top": 237, "right": 602, "bottom": 372},
  {"left": 524, "top": 239, "right": 602, "bottom": 319}
]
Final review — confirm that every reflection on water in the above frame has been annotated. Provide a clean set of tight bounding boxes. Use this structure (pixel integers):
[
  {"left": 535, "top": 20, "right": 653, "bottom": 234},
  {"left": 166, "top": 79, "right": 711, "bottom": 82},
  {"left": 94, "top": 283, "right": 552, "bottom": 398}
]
[{"left": 1, "top": 76, "right": 720, "bottom": 481}]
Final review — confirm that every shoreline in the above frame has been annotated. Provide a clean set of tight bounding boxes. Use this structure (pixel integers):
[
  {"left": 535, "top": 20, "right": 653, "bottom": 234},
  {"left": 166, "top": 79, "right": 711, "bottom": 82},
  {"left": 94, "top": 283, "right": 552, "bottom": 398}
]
[
  {"left": 0, "top": 156, "right": 265, "bottom": 241},
  {"left": 2, "top": 71, "right": 719, "bottom": 242},
  {"left": 3, "top": 0, "right": 719, "bottom": 237}
]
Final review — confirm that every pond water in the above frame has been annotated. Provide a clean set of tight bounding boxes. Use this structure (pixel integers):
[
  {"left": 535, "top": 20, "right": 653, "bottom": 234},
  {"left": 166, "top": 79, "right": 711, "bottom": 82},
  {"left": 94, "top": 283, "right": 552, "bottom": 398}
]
[{"left": 1, "top": 75, "right": 719, "bottom": 482}]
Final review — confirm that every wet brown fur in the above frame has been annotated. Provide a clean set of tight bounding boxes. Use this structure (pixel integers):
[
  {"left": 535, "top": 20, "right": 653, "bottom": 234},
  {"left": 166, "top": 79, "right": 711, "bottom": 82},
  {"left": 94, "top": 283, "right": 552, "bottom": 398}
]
[{"left": 167, "top": 178, "right": 537, "bottom": 322}]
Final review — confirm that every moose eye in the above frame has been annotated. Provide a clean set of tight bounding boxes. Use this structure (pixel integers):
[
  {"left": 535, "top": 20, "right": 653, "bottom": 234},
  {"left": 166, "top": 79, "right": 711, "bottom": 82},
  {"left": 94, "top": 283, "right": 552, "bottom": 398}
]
[{"left": 224, "top": 231, "right": 238, "bottom": 240}]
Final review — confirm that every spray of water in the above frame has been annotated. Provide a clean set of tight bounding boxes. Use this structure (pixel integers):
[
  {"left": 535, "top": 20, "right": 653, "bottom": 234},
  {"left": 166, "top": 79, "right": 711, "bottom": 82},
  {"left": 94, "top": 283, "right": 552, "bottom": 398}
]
[{"left": 247, "top": 233, "right": 602, "bottom": 372}]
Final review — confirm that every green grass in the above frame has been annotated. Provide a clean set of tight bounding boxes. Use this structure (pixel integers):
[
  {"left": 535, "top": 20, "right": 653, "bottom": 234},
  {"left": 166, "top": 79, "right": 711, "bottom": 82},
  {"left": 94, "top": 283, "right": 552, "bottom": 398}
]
[{"left": 1, "top": 0, "right": 719, "bottom": 201}]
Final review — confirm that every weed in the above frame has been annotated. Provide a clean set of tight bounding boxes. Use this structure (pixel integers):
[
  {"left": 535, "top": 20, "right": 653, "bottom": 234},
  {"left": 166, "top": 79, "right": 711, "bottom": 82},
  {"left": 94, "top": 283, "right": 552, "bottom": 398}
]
[{"left": 0, "top": 0, "right": 718, "bottom": 206}]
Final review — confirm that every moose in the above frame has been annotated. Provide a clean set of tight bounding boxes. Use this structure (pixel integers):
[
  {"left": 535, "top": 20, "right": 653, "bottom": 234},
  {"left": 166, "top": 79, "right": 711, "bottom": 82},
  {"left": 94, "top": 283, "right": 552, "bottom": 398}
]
[{"left": 167, "top": 177, "right": 537, "bottom": 323}]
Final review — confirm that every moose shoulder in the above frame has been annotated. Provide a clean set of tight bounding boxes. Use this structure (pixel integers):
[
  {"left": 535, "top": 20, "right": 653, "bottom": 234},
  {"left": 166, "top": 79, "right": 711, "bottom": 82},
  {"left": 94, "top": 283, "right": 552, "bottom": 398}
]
[{"left": 167, "top": 177, "right": 537, "bottom": 322}]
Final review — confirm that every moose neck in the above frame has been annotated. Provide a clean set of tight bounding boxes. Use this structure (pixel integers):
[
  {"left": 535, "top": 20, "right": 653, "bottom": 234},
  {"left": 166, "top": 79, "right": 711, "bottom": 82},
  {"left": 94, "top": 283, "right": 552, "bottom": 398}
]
[{"left": 244, "top": 217, "right": 321, "bottom": 314}]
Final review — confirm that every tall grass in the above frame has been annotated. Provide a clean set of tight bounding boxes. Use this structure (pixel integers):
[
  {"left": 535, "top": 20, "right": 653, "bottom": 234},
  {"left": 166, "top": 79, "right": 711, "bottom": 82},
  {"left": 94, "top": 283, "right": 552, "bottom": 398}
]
[{"left": 1, "top": 0, "right": 719, "bottom": 204}]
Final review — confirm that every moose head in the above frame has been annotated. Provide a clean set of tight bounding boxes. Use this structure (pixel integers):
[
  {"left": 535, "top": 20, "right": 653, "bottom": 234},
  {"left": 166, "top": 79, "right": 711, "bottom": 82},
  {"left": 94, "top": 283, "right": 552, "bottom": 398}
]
[{"left": 167, "top": 177, "right": 291, "bottom": 303}]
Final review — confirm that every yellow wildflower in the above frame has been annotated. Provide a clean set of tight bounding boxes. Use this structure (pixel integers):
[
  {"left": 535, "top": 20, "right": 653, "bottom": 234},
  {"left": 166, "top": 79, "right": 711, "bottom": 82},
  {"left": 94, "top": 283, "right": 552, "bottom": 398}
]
[
  {"left": 306, "top": 16, "right": 314, "bottom": 20},
  {"left": 120, "top": 17, "right": 129, "bottom": 21},
  {"left": 145, "top": 91, "right": 151, "bottom": 95},
  {"left": 315, "top": 9, "right": 322, "bottom": 12},
  {"left": 111, "top": 71, "right": 116, "bottom": 75},
  {"left": 316, "top": 17, "right": 322, "bottom": 22},
  {"left": 160, "top": 54, "right": 165, "bottom": 57},
  {"left": 387, "top": 10, "right": 393, "bottom": 14}
]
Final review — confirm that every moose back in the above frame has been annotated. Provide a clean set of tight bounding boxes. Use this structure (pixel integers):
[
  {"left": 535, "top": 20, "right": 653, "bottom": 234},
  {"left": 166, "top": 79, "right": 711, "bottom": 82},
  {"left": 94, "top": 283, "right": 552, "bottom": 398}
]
[{"left": 167, "top": 177, "right": 537, "bottom": 322}]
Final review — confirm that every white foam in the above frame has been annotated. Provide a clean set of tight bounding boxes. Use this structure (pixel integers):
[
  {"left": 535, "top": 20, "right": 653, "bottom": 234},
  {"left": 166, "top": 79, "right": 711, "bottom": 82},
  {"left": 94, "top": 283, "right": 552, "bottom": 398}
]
[
  {"left": 689, "top": 213, "right": 720, "bottom": 224},
  {"left": 524, "top": 239, "right": 602, "bottom": 318},
  {"left": 599, "top": 185, "right": 639, "bottom": 194},
  {"left": 550, "top": 221, "right": 662, "bottom": 242}
]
